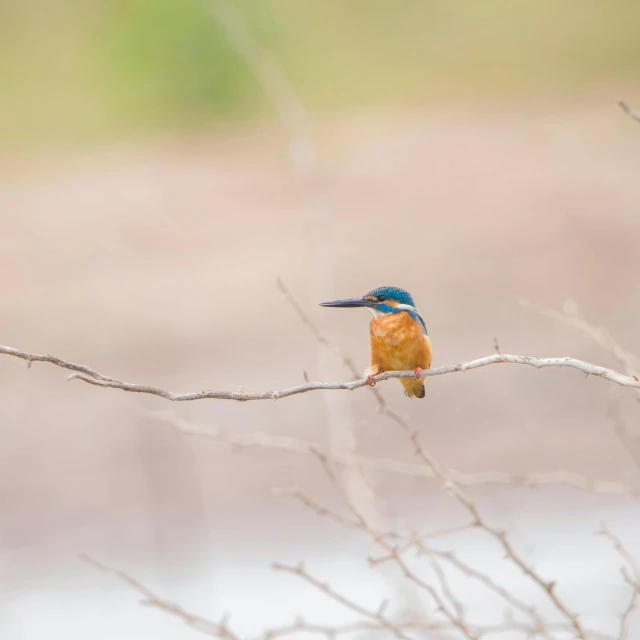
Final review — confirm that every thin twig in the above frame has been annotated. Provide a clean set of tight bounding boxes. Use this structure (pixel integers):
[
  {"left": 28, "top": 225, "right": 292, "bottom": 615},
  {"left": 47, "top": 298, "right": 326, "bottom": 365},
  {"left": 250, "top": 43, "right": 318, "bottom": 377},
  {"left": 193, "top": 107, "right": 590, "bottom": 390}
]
[
  {"left": 449, "top": 469, "right": 640, "bottom": 499},
  {"left": 261, "top": 619, "right": 613, "bottom": 640},
  {"left": 4, "top": 344, "right": 640, "bottom": 402},
  {"left": 301, "top": 454, "right": 480, "bottom": 640},
  {"left": 285, "top": 481, "right": 552, "bottom": 639},
  {"left": 410, "top": 523, "right": 479, "bottom": 542},
  {"left": 0, "top": 345, "right": 115, "bottom": 380},
  {"left": 618, "top": 569, "right": 638, "bottom": 640},
  {"left": 81, "top": 555, "right": 239, "bottom": 639},
  {"left": 516, "top": 296, "right": 640, "bottom": 461},
  {"left": 85, "top": 508, "right": 554, "bottom": 640},
  {"left": 145, "top": 408, "right": 640, "bottom": 499},
  {"left": 599, "top": 525, "right": 640, "bottom": 640},
  {"left": 82, "top": 549, "right": 622, "bottom": 640},
  {"left": 406, "top": 430, "right": 587, "bottom": 639},
  {"left": 83, "top": 552, "right": 615, "bottom": 640},
  {"left": 429, "top": 557, "right": 465, "bottom": 621},
  {"left": 272, "top": 563, "right": 414, "bottom": 640},
  {"left": 515, "top": 297, "right": 640, "bottom": 378},
  {"left": 411, "top": 540, "right": 550, "bottom": 637},
  {"left": 271, "top": 487, "right": 362, "bottom": 530},
  {"left": 82, "top": 553, "right": 609, "bottom": 640}
]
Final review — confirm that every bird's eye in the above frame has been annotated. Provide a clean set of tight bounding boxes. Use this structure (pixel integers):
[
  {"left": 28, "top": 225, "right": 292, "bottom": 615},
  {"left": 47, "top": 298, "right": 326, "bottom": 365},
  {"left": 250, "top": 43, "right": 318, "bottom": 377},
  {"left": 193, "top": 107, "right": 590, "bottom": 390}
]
[{"left": 377, "top": 295, "right": 387, "bottom": 302}]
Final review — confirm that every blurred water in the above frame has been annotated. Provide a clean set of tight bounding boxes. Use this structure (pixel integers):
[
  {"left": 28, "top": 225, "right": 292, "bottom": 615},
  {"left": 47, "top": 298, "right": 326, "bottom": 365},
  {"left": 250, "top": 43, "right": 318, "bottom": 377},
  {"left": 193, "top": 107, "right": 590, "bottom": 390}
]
[{"left": 2, "top": 493, "right": 639, "bottom": 639}]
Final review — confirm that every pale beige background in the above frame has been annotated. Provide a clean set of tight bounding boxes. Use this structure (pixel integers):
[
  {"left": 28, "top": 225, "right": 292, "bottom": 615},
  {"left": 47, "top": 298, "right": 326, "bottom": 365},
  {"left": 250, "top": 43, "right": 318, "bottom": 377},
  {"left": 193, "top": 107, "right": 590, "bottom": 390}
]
[{"left": 1, "top": 102, "right": 639, "bottom": 638}]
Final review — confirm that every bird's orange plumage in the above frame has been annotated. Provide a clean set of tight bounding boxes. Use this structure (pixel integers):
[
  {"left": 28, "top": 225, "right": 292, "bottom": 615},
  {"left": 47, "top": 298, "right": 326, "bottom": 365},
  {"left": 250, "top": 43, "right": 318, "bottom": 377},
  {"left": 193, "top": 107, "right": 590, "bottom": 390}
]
[{"left": 368, "top": 310, "right": 432, "bottom": 397}]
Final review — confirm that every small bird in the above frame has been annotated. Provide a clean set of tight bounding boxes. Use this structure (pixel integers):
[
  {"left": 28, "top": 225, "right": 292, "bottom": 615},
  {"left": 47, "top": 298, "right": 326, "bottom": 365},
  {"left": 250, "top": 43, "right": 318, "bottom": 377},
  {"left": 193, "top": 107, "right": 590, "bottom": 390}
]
[{"left": 320, "top": 286, "right": 432, "bottom": 398}]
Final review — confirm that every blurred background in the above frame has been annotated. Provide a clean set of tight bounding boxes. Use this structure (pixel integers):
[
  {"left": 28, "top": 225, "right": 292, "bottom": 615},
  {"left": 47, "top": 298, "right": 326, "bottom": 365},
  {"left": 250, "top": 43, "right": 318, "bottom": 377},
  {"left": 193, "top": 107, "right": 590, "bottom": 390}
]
[{"left": 1, "top": 1, "right": 640, "bottom": 638}]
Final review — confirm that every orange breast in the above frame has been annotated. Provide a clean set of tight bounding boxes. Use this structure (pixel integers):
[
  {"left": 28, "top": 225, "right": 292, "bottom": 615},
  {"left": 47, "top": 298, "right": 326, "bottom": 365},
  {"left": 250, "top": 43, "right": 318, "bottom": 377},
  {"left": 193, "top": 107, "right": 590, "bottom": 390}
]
[{"left": 369, "top": 312, "right": 432, "bottom": 373}]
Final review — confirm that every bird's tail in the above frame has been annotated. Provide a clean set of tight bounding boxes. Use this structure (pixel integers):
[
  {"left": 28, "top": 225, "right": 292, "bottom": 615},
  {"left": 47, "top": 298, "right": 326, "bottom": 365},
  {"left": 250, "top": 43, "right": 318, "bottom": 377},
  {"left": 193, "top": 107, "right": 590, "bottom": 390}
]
[{"left": 400, "top": 378, "right": 426, "bottom": 399}]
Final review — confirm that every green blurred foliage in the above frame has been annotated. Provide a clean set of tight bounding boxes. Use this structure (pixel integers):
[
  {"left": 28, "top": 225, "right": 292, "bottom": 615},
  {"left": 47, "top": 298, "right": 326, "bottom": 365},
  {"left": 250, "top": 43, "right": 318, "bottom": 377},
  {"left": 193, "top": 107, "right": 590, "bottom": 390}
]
[{"left": 1, "top": 0, "right": 640, "bottom": 149}]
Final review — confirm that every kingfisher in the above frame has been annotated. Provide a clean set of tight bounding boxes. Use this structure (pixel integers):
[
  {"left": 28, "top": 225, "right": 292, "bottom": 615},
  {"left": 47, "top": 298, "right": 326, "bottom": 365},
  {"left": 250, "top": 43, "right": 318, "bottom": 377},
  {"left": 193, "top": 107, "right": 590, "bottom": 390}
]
[{"left": 320, "top": 286, "right": 432, "bottom": 398}]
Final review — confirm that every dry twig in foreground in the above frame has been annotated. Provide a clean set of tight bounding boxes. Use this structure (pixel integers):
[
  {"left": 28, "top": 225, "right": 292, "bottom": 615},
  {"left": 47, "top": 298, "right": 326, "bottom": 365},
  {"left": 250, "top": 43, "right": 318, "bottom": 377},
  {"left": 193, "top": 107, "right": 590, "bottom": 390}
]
[
  {"left": 150, "top": 407, "right": 640, "bottom": 499},
  {"left": 288, "top": 450, "right": 583, "bottom": 639},
  {"left": 88, "top": 553, "right": 607, "bottom": 640},
  {"left": 516, "top": 296, "right": 640, "bottom": 463},
  {"left": 403, "top": 430, "right": 588, "bottom": 639},
  {"left": 272, "top": 563, "right": 415, "bottom": 640},
  {"left": 598, "top": 525, "right": 640, "bottom": 640},
  {"left": 515, "top": 297, "right": 640, "bottom": 378},
  {"left": 81, "top": 555, "right": 240, "bottom": 639}
]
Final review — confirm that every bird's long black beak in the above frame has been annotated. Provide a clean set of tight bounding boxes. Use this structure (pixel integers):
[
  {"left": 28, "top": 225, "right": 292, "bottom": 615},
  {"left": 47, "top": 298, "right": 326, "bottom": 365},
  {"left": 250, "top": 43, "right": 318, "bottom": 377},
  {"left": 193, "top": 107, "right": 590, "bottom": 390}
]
[{"left": 319, "top": 297, "right": 372, "bottom": 308}]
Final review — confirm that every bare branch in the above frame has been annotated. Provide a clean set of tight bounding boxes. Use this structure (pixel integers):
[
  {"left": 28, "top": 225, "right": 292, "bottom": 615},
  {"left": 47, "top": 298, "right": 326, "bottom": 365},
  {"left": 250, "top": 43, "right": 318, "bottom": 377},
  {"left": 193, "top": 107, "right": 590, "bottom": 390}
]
[
  {"left": 257, "top": 619, "right": 432, "bottom": 639},
  {"left": 428, "top": 556, "right": 465, "bottom": 621},
  {"left": 262, "top": 619, "right": 614, "bottom": 640},
  {"left": 148, "top": 408, "right": 640, "bottom": 499},
  {"left": 0, "top": 345, "right": 114, "bottom": 381},
  {"left": 274, "top": 472, "right": 624, "bottom": 640},
  {"left": 410, "top": 540, "right": 550, "bottom": 637},
  {"left": 81, "top": 555, "right": 239, "bottom": 639},
  {"left": 271, "top": 487, "right": 362, "bottom": 530},
  {"left": 4, "top": 344, "right": 640, "bottom": 402},
  {"left": 599, "top": 525, "right": 640, "bottom": 640},
  {"left": 515, "top": 297, "right": 640, "bottom": 378},
  {"left": 450, "top": 469, "right": 640, "bottom": 499},
  {"left": 272, "top": 563, "right": 415, "bottom": 640},
  {"left": 276, "top": 488, "right": 479, "bottom": 640},
  {"left": 617, "top": 100, "right": 640, "bottom": 125},
  {"left": 406, "top": 430, "right": 587, "bottom": 639},
  {"left": 410, "top": 522, "right": 479, "bottom": 542},
  {"left": 516, "top": 297, "right": 640, "bottom": 463},
  {"left": 276, "top": 280, "right": 338, "bottom": 359},
  {"left": 298, "top": 456, "right": 481, "bottom": 639},
  {"left": 83, "top": 553, "right": 608, "bottom": 640},
  {"left": 619, "top": 572, "right": 638, "bottom": 640}
]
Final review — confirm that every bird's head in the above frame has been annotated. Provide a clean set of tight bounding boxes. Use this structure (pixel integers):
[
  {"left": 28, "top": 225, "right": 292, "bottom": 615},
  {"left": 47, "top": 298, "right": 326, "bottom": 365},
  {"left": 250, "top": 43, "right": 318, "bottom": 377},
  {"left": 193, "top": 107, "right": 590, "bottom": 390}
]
[{"left": 320, "top": 286, "right": 427, "bottom": 332}]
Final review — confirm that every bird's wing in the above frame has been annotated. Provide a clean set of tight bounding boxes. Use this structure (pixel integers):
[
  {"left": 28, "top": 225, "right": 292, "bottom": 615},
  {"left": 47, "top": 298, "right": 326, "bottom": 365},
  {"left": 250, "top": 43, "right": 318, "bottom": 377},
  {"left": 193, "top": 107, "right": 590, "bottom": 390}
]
[{"left": 413, "top": 311, "right": 428, "bottom": 335}]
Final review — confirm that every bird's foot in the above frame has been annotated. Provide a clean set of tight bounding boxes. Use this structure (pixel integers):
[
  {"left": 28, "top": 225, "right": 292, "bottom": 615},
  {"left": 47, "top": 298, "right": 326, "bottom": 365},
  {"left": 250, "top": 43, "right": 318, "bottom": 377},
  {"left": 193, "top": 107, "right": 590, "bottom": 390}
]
[
  {"left": 414, "top": 367, "right": 422, "bottom": 380},
  {"left": 364, "top": 365, "right": 383, "bottom": 387}
]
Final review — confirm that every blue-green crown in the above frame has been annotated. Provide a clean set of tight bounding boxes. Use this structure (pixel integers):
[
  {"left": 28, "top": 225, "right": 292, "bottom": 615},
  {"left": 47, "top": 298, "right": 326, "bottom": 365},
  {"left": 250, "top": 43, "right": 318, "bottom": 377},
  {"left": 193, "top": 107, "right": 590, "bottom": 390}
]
[{"left": 366, "top": 286, "right": 415, "bottom": 307}]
